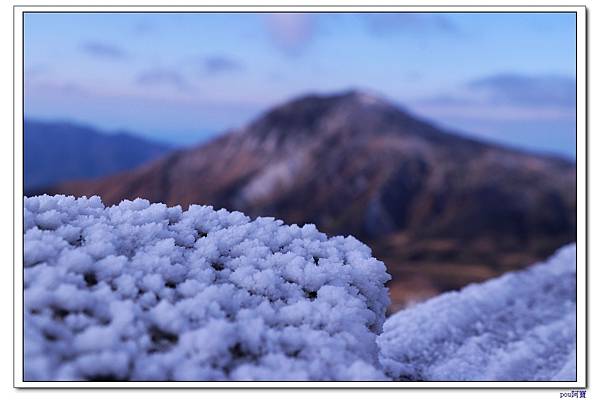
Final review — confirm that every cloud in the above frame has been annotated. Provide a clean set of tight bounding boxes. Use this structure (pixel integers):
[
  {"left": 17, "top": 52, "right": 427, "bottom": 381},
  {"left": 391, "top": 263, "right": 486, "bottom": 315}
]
[
  {"left": 411, "top": 102, "right": 574, "bottom": 121},
  {"left": 81, "top": 41, "right": 128, "bottom": 60},
  {"left": 203, "top": 56, "right": 243, "bottom": 75},
  {"left": 133, "top": 20, "right": 156, "bottom": 35},
  {"left": 25, "top": 80, "right": 89, "bottom": 98},
  {"left": 25, "top": 65, "right": 52, "bottom": 81},
  {"left": 417, "top": 94, "right": 475, "bottom": 107},
  {"left": 264, "top": 13, "right": 315, "bottom": 55},
  {"left": 412, "top": 73, "right": 576, "bottom": 121},
  {"left": 136, "top": 69, "right": 192, "bottom": 91},
  {"left": 361, "top": 13, "right": 457, "bottom": 36},
  {"left": 468, "top": 74, "right": 576, "bottom": 107}
]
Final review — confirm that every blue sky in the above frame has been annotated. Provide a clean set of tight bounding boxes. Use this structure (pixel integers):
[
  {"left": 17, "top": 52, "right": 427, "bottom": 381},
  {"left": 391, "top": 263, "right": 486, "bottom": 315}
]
[{"left": 24, "top": 12, "right": 576, "bottom": 157}]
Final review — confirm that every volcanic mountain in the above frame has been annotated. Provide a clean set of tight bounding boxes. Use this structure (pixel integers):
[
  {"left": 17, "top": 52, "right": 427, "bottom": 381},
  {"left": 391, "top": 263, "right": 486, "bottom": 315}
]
[{"left": 50, "top": 90, "right": 576, "bottom": 310}]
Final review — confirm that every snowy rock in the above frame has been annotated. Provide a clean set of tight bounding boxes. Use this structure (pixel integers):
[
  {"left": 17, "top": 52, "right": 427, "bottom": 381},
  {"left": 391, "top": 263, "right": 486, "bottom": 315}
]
[
  {"left": 24, "top": 195, "right": 390, "bottom": 381},
  {"left": 377, "top": 244, "right": 576, "bottom": 381}
]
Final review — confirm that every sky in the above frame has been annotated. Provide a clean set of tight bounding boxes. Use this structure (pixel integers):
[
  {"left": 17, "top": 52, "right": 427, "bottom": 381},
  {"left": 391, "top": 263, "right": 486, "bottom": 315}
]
[{"left": 24, "top": 12, "right": 577, "bottom": 158}]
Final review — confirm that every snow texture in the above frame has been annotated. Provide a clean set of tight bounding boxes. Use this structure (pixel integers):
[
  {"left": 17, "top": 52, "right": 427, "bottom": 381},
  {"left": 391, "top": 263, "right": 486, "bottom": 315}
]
[
  {"left": 378, "top": 244, "right": 577, "bottom": 381},
  {"left": 24, "top": 195, "right": 390, "bottom": 381}
]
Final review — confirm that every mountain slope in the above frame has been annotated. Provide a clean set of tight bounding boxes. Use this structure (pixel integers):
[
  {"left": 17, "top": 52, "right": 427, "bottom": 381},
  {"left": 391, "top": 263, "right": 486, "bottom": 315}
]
[
  {"left": 51, "top": 90, "right": 576, "bottom": 309},
  {"left": 24, "top": 120, "right": 172, "bottom": 190}
]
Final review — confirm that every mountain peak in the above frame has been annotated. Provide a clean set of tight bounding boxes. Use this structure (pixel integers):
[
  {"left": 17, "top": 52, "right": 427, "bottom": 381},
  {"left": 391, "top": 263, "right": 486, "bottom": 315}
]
[
  {"left": 333, "top": 88, "right": 390, "bottom": 105},
  {"left": 284, "top": 89, "right": 393, "bottom": 109},
  {"left": 244, "top": 89, "right": 416, "bottom": 146}
]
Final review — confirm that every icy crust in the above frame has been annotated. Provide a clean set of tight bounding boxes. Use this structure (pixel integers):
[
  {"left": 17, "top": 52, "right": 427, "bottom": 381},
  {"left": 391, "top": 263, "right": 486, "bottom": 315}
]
[
  {"left": 378, "top": 244, "right": 576, "bottom": 381},
  {"left": 24, "top": 195, "right": 391, "bottom": 381}
]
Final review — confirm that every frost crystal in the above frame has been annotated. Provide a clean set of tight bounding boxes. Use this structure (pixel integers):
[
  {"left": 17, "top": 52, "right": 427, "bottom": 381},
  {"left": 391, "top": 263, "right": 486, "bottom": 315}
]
[
  {"left": 24, "top": 195, "right": 390, "bottom": 381},
  {"left": 377, "top": 244, "right": 576, "bottom": 381}
]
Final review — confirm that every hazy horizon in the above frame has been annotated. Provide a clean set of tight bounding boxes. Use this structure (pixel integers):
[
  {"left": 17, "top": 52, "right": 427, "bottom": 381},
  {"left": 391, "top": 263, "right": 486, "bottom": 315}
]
[{"left": 25, "top": 87, "right": 577, "bottom": 161}]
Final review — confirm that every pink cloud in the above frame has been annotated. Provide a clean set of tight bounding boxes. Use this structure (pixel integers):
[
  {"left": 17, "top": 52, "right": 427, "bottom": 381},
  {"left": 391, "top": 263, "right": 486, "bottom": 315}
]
[{"left": 264, "top": 14, "right": 314, "bottom": 55}]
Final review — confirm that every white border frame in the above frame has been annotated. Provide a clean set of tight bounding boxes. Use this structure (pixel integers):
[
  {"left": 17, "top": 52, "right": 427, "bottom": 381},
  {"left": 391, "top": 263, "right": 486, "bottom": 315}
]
[{"left": 13, "top": 4, "right": 587, "bottom": 389}]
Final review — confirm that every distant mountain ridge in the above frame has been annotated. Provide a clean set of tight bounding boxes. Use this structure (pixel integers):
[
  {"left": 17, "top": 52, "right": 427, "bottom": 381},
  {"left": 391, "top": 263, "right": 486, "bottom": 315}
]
[
  {"left": 49, "top": 90, "right": 576, "bottom": 309},
  {"left": 24, "top": 119, "right": 172, "bottom": 191}
]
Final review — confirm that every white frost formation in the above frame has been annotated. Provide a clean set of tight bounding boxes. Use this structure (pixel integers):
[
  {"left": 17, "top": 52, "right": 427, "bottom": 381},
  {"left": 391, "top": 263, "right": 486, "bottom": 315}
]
[
  {"left": 378, "top": 244, "right": 577, "bottom": 381},
  {"left": 24, "top": 195, "right": 390, "bottom": 381}
]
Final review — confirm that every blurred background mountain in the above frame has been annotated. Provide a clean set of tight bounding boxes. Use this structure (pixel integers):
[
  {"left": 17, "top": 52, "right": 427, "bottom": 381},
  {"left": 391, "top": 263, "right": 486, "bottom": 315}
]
[
  {"left": 45, "top": 90, "right": 576, "bottom": 311},
  {"left": 24, "top": 12, "right": 577, "bottom": 311},
  {"left": 24, "top": 120, "right": 171, "bottom": 191}
]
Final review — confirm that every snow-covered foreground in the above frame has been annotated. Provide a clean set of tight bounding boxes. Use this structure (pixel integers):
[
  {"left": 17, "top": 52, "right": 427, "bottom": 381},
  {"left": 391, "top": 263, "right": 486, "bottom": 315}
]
[
  {"left": 24, "top": 195, "right": 390, "bottom": 381},
  {"left": 378, "top": 244, "right": 576, "bottom": 381},
  {"left": 23, "top": 195, "right": 576, "bottom": 382}
]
